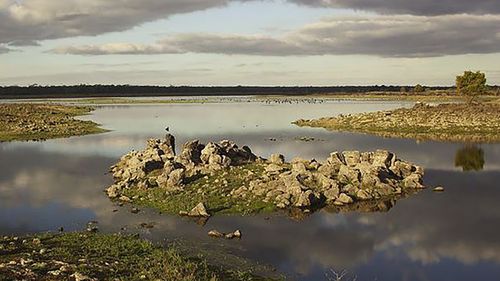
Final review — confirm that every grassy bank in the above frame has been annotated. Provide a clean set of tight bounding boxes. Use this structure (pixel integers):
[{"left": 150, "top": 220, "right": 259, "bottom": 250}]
[
  {"left": 294, "top": 103, "right": 500, "bottom": 143},
  {"left": 0, "top": 103, "right": 107, "bottom": 142},
  {"left": 0, "top": 232, "right": 272, "bottom": 281}
]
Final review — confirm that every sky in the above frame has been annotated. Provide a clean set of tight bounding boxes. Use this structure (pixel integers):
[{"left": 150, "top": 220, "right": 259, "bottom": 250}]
[{"left": 0, "top": 0, "right": 499, "bottom": 86}]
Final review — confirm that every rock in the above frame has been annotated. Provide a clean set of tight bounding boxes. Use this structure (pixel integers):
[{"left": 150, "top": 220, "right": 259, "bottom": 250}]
[
  {"left": 308, "top": 159, "right": 321, "bottom": 170},
  {"left": 167, "top": 168, "right": 185, "bottom": 186},
  {"left": 433, "top": 186, "right": 445, "bottom": 192},
  {"left": 265, "top": 164, "right": 285, "bottom": 175},
  {"left": 343, "top": 151, "right": 361, "bottom": 167},
  {"left": 372, "top": 150, "right": 395, "bottom": 168},
  {"left": 71, "top": 272, "right": 95, "bottom": 281},
  {"left": 336, "top": 193, "right": 354, "bottom": 204},
  {"left": 390, "top": 161, "right": 414, "bottom": 178},
  {"left": 317, "top": 164, "right": 338, "bottom": 177},
  {"left": 402, "top": 173, "right": 424, "bottom": 189},
  {"left": 269, "top": 154, "right": 285, "bottom": 165},
  {"left": 233, "top": 229, "right": 242, "bottom": 238},
  {"left": 178, "top": 140, "right": 204, "bottom": 165},
  {"left": 208, "top": 230, "right": 224, "bottom": 238},
  {"left": 86, "top": 222, "right": 99, "bottom": 233},
  {"left": 119, "top": 196, "right": 132, "bottom": 203},
  {"left": 316, "top": 174, "right": 338, "bottom": 190},
  {"left": 106, "top": 185, "right": 120, "bottom": 198},
  {"left": 131, "top": 207, "right": 140, "bottom": 214},
  {"left": 338, "top": 165, "right": 361, "bottom": 185},
  {"left": 327, "top": 152, "right": 346, "bottom": 167},
  {"left": 225, "top": 230, "right": 242, "bottom": 239},
  {"left": 178, "top": 211, "right": 188, "bottom": 216},
  {"left": 355, "top": 189, "right": 372, "bottom": 200},
  {"left": 294, "top": 190, "right": 315, "bottom": 207},
  {"left": 291, "top": 162, "right": 307, "bottom": 175},
  {"left": 323, "top": 186, "right": 340, "bottom": 202},
  {"left": 188, "top": 203, "right": 210, "bottom": 217}
]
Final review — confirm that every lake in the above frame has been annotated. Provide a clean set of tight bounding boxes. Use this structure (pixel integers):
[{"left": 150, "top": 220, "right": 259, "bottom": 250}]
[{"left": 1, "top": 100, "right": 499, "bottom": 281}]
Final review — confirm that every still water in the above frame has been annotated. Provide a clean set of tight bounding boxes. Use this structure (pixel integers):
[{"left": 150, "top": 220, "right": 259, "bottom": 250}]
[{"left": 1, "top": 100, "right": 499, "bottom": 280}]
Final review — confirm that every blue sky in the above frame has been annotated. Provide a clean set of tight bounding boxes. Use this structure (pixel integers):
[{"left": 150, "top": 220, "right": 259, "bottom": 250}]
[{"left": 1, "top": 0, "right": 499, "bottom": 86}]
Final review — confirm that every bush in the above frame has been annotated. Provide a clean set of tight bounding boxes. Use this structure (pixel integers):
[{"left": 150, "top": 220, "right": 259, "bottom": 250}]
[
  {"left": 413, "top": 84, "right": 425, "bottom": 93},
  {"left": 456, "top": 71, "right": 487, "bottom": 103}
]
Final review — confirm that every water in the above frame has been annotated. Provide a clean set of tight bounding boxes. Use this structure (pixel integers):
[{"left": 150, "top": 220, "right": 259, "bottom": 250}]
[{"left": 1, "top": 100, "right": 499, "bottom": 281}]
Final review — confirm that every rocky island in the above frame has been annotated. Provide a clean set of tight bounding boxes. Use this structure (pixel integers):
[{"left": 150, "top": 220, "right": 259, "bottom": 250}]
[
  {"left": 0, "top": 103, "right": 107, "bottom": 142},
  {"left": 106, "top": 135, "right": 426, "bottom": 216},
  {"left": 294, "top": 102, "right": 500, "bottom": 143}
]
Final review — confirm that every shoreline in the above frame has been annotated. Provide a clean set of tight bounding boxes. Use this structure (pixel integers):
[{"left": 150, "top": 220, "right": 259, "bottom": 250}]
[
  {"left": 3, "top": 94, "right": 498, "bottom": 105},
  {"left": 0, "top": 232, "right": 273, "bottom": 281},
  {"left": 0, "top": 103, "right": 108, "bottom": 142},
  {"left": 294, "top": 102, "right": 500, "bottom": 143}
]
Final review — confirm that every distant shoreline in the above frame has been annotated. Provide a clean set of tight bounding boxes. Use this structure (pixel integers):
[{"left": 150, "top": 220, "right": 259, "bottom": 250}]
[{"left": 0, "top": 85, "right": 470, "bottom": 99}]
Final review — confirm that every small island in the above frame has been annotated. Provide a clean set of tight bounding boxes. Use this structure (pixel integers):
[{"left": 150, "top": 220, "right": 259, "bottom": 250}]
[
  {"left": 106, "top": 135, "right": 426, "bottom": 217},
  {"left": 295, "top": 71, "right": 500, "bottom": 143},
  {"left": 0, "top": 103, "right": 107, "bottom": 142}
]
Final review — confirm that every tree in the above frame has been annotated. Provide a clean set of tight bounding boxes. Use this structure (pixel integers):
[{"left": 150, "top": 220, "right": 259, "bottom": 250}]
[
  {"left": 456, "top": 71, "right": 487, "bottom": 104},
  {"left": 413, "top": 84, "right": 425, "bottom": 93}
]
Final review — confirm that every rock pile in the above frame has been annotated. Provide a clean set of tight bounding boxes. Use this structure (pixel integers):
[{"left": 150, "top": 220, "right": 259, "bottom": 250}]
[
  {"left": 231, "top": 149, "right": 424, "bottom": 209},
  {"left": 107, "top": 134, "right": 258, "bottom": 198},
  {"left": 106, "top": 135, "right": 425, "bottom": 214}
]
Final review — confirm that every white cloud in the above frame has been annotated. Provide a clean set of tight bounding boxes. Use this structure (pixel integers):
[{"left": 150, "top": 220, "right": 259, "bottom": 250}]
[{"left": 52, "top": 14, "right": 500, "bottom": 58}]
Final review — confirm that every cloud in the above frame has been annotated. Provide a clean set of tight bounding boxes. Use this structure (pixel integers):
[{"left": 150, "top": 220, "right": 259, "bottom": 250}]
[
  {"left": 52, "top": 43, "right": 180, "bottom": 55},
  {"left": 52, "top": 14, "right": 500, "bottom": 58},
  {"left": 8, "top": 39, "right": 40, "bottom": 46},
  {"left": 0, "top": 45, "right": 10, "bottom": 54},
  {"left": 0, "top": 0, "right": 234, "bottom": 45},
  {"left": 289, "top": 0, "right": 500, "bottom": 15},
  {"left": 1, "top": 0, "right": 499, "bottom": 47}
]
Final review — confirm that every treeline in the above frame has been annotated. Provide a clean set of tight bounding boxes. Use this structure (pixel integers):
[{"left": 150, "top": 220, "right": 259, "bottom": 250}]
[{"left": 0, "top": 84, "right": 480, "bottom": 99}]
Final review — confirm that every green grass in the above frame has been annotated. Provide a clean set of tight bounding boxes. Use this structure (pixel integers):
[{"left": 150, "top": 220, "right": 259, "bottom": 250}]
[
  {"left": 0, "top": 232, "right": 274, "bottom": 281},
  {"left": 0, "top": 103, "right": 107, "bottom": 142},
  {"left": 122, "top": 164, "right": 277, "bottom": 215}
]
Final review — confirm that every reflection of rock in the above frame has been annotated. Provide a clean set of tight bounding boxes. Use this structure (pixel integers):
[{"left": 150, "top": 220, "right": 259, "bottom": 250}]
[
  {"left": 326, "top": 197, "right": 399, "bottom": 214},
  {"left": 107, "top": 135, "right": 426, "bottom": 214},
  {"left": 455, "top": 146, "right": 485, "bottom": 172}
]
